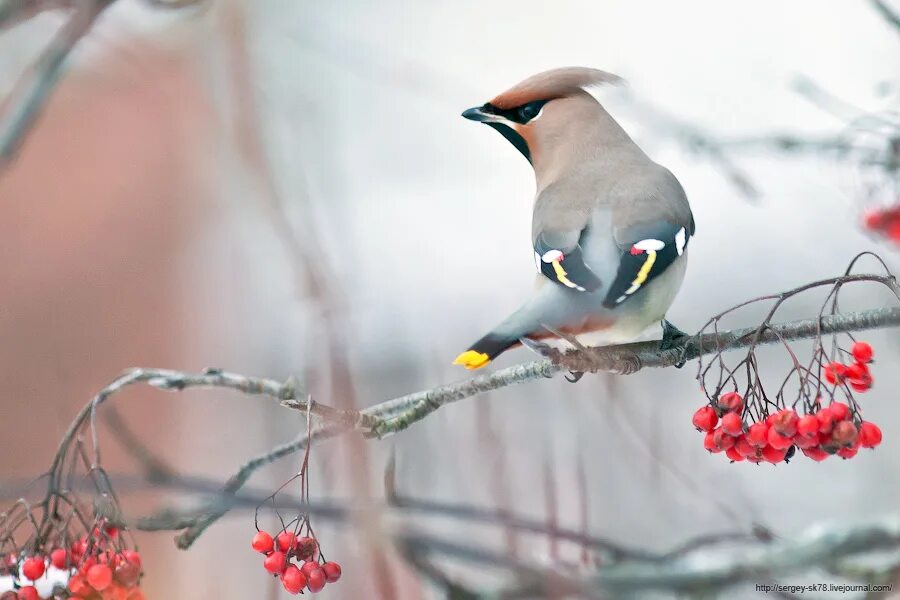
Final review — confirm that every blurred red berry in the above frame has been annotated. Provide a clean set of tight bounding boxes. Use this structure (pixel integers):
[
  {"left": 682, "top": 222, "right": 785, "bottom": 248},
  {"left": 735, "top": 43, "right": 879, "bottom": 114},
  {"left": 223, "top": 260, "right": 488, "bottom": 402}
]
[
  {"left": 322, "top": 561, "right": 342, "bottom": 583},
  {"left": 831, "top": 420, "right": 858, "bottom": 447},
  {"left": 802, "top": 447, "right": 829, "bottom": 462},
  {"left": 823, "top": 362, "right": 847, "bottom": 385},
  {"left": 734, "top": 435, "right": 755, "bottom": 457},
  {"left": 252, "top": 531, "right": 274, "bottom": 554},
  {"left": 264, "top": 551, "right": 287, "bottom": 575},
  {"left": 691, "top": 406, "right": 718, "bottom": 432},
  {"left": 725, "top": 446, "right": 744, "bottom": 462},
  {"left": 115, "top": 560, "right": 141, "bottom": 587},
  {"left": 771, "top": 409, "right": 799, "bottom": 437},
  {"left": 829, "top": 402, "right": 851, "bottom": 421},
  {"left": 762, "top": 445, "right": 787, "bottom": 464},
  {"left": 793, "top": 433, "right": 818, "bottom": 448},
  {"left": 721, "top": 412, "right": 743, "bottom": 435},
  {"left": 50, "top": 548, "right": 68, "bottom": 570},
  {"left": 87, "top": 564, "right": 113, "bottom": 591},
  {"left": 306, "top": 566, "right": 327, "bottom": 593},
  {"left": 767, "top": 427, "right": 793, "bottom": 450},
  {"left": 859, "top": 421, "right": 883, "bottom": 448},
  {"left": 18, "top": 586, "right": 39, "bottom": 600},
  {"left": 717, "top": 392, "right": 743, "bottom": 414},
  {"left": 22, "top": 556, "right": 45, "bottom": 581},
  {"left": 796, "top": 414, "right": 819, "bottom": 438},
  {"left": 276, "top": 532, "right": 296, "bottom": 553},
  {"left": 703, "top": 431, "right": 720, "bottom": 453},
  {"left": 816, "top": 408, "right": 837, "bottom": 433},
  {"left": 747, "top": 422, "right": 769, "bottom": 447},
  {"left": 712, "top": 427, "right": 735, "bottom": 450},
  {"left": 294, "top": 536, "right": 319, "bottom": 561},
  {"left": 69, "top": 574, "right": 92, "bottom": 596},
  {"left": 837, "top": 444, "right": 860, "bottom": 459},
  {"left": 863, "top": 209, "right": 884, "bottom": 230},
  {"left": 282, "top": 564, "right": 307, "bottom": 594},
  {"left": 889, "top": 220, "right": 900, "bottom": 241},
  {"left": 122, "top": 550, "right": 142, "bottom": 569}
]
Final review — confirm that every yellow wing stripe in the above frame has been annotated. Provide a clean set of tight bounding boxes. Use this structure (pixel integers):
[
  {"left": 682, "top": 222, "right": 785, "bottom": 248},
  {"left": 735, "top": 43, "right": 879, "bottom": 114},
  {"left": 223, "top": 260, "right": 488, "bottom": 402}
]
[
  {"left": 452, "top": 350, "right": 491, "bottom": 370},
  {"left": 551, "top": 260, "right": 578, "bottom": 288},
  {"left": 623, "top": 249, "right": 657, "bottom": 296}
]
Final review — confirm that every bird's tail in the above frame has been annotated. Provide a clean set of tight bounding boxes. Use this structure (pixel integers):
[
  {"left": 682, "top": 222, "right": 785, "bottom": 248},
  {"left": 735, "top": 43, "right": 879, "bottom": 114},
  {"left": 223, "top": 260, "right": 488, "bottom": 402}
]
[{"left": 452, "top": 332, "right": 520, "bottom": 370}]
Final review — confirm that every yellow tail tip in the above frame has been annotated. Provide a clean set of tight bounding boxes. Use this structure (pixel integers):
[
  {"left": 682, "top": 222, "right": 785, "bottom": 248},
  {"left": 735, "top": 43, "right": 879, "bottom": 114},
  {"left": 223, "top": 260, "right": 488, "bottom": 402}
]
[{"left": 452, "top": 350, "right": 491, "bottom": 370}]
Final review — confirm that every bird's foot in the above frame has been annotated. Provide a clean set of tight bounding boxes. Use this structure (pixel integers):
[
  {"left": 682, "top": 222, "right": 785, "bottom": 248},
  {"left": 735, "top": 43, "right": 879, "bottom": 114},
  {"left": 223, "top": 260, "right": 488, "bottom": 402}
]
[
  {"left": 565, "top": 370, "right": 585, "bottom": 383},
  {"left": 660, "top": 319, "right": 689, "bottom": 368},
  {"left": 519, "top": 336, "right": 554, "bottom": 358}
]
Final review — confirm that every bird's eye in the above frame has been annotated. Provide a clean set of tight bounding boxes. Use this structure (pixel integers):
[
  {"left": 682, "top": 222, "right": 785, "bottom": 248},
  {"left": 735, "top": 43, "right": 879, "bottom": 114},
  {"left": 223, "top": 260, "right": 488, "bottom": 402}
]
[{"left": 518, "top": 104, "right": 539, "bottom": 122}]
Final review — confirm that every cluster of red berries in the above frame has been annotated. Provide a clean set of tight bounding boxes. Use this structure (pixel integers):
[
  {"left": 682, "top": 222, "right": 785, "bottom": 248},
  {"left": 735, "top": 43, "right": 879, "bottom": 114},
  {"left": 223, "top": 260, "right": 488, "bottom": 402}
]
[
  {"left": 2, "top": 535, "right": 142, "bottom": 600},
  {"left": 863, "top": 205, "right": 900, "bottom": 243},
  {"left": 251, "top": 530, "right": 341, "bottom": 594},
  {"left": 692, "top": 342, "right": 883, "bottom": 464},
  {"left": 822, "top": 341, "right": 875, "bottom": 392},
  {"left": 65, "top": 547, "right": 143, "bottom": 600}
]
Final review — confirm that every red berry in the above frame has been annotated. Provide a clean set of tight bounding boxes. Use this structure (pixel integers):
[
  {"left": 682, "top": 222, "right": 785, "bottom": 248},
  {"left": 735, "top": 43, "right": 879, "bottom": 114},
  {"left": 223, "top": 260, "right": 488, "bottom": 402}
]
[
  {"left": 276, "top": 531, "right": 297, "bottom": 553},
  {"left": 50, "top": 548, "right": 68, "bottom": 570},
  {"left": 767, "top": 427, "right": 793, "bottom": 450},
  {"left": 306, "top": 566, "right": 327, "bottom": 593},
  {"left": 771, "top": 409, "right": 799, "bottom": 437},
  {"left": 829, "top": 402, "right": 851, "bottom": 421},
  {"left": 104, "top": 526, "right": 119, "bottom": 539},
  {"left": 762, "top": 445, "right": 787, "bottom": 464},
  {"left": 281, "top": 564, "right": 307, "bottom": 594},
  {"left": 863, "top": 208, "right": 884, "bottom": 230},
  {"left": 703, "top": 431, "right": 721, "bottom": 453},
  {"left": 717, "top": 392, "right": 743, "bottom": 414},
  {"left": 793, "top": 433, "right": 818, "bottom": 448},
  {"left": 851, "top": 341, "right": 873, "bottom": 364},
  {"left": 725, "top": 446, "right": 744, "bottom": 462},
  {"left": 121, "top": 550, "right": 142, "bottom": 569},
  {"left": 712, "top": 427, "right": 735, "bottom": 450},
  {"left": 823, "top": 362, "right": 847, "bottom": 385},
  {"left": 720, "top": 412, "right": 743, "bottom": 436},
  {"left": 837, "top": 444, "right": 859, "bottom": 459},
  {"left": 846, "top": 362, "right": 870, "bottom": 381},
  {"left": 859, "top": 421, "right": 883, "bottom": 448},
  {"left": 322, "top": 561, "right": 342, "bottom": 583},
  {"left": 816, "top": 408, "right": 836, "bottom": 433},
  {"left": 70, "top": 539, "right": 87, "bottom": 561},
  {"left": 691, "top": 406, "right": 718, "bottom": 432},
  {"left": 831, "top": 420, "right": 858, "bottom": 447},
  {"left": 115, "top": 560, "right": 141, "bottom": 587},
  {"left": 734, "top": 435, "right": 755, "bottom": 457},
  {"left": 252, "top": 531, "right": 274, "bottom": 554},
  {"left": 264, "top": 551, "right": 287, "bottom": 575},
  {"left": 796, "top": 414, "right": 819, "bottom": 438},
  {"left": 22, "top": 556, "right": 45, "bottom": 581},
  {"left": 69, "top": 573, "right": 94, "bottom": 596},
  {"left": 747, "top": 422, "right": 769, "bottom": 447},
  {"left": 802, "top": 447, "right": 829, "bottom": 462},
  {"left": 889, "top": 220, "right": 900, "bottom": 241},
  {"left": 87, "top": 563, "right": 113, "bottom": 591},
  {"left": 294, "top": 536, "right": 319, "bottom": 560},
  {"left": 18, "top": 586, "right": 39, "bottom": 600}
]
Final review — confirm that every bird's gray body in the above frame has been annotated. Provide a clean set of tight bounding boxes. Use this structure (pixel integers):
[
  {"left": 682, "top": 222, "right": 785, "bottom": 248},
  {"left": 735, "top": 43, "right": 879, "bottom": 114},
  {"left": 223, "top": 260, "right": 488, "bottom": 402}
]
[{"left": 496, "top": 161, "right": 691, "bottom": 346}]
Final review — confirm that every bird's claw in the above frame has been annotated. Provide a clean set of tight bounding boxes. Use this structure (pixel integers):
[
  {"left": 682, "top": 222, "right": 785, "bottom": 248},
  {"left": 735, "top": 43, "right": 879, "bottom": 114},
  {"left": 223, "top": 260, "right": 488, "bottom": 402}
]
[{"left": 565, "top": 370, "right": 585, "bottom": 383}]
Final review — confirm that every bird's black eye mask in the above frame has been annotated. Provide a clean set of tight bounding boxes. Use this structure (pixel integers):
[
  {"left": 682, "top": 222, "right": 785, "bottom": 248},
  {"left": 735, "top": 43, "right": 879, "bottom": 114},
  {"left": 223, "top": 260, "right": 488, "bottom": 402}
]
[
  {"left": 480, "top": 99, "right": 549, "bottom": 125},
  {"left": 481, "top": 100, "right": 549, "bottom": 164}
]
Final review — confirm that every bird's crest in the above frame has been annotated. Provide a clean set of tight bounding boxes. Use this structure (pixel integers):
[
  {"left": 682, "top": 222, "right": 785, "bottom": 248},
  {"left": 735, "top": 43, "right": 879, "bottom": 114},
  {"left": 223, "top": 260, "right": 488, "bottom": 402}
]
[{"left": 489, "top": 67, "right": 624, "bottom": 110}]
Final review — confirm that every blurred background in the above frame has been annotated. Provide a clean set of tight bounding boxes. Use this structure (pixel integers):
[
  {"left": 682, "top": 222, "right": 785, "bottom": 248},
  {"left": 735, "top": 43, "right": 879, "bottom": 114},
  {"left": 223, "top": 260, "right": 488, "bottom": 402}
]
[{"left": 0, "top": 0, "right": 898, "bottom": 597}]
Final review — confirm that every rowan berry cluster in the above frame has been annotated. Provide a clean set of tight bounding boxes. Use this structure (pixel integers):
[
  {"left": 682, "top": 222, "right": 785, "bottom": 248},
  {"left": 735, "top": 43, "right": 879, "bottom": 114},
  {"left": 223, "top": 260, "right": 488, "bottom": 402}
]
[
  {"left": 693, "top": 341, "right": 883, "bottom": 464},
  {"left": 863, "top": 206, "right": 900, "bottom": 243},
  {"left": 0, "top": 524, "right": 142, "bottom": 600},
  {"left": 251, "top": 529, "right": 341, "bottom": 594}
]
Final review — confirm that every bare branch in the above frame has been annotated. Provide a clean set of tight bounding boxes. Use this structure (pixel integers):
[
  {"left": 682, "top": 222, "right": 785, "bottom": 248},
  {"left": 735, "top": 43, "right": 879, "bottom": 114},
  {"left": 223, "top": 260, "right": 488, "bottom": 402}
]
[{"left": 871, "top": 0, "right": 900, "bottom": 35}]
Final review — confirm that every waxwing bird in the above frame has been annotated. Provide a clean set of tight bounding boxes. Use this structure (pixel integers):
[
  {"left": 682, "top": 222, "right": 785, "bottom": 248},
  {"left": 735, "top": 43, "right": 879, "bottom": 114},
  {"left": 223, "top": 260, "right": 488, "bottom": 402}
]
[{"left": 453, "top": 67, "right": 695, "bottom": 370}]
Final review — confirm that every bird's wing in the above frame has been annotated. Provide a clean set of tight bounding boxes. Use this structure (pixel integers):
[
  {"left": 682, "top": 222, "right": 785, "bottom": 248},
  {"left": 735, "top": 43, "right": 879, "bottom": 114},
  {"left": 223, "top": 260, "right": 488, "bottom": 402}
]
[
  {"left": 533, "top": 229, "right": 603, "bottom": 292},
  {"left": 600, "top": 218, "right": 692, "bottom": 309}
]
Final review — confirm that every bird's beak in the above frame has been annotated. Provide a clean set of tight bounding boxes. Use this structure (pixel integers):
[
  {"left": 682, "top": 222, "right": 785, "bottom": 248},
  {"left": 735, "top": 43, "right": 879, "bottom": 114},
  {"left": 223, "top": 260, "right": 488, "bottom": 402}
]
[{"left": 461, "top": 106, "right": 492, "bottom": 122}]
